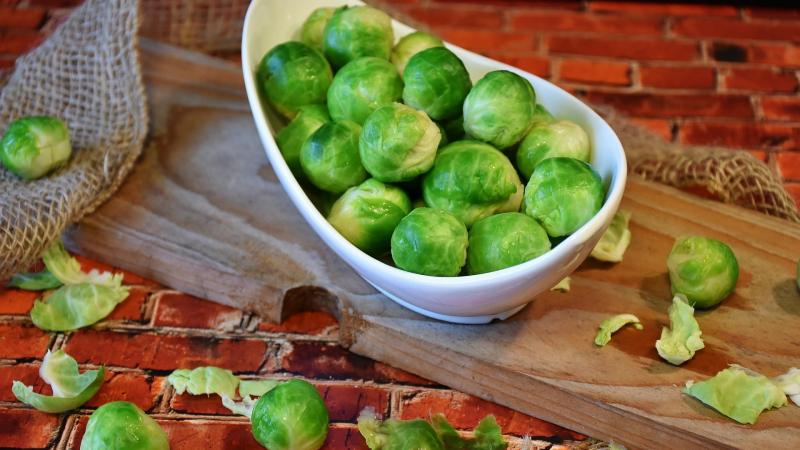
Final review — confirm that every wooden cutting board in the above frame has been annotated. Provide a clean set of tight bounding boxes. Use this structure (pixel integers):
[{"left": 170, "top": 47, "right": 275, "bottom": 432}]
[{"left": 66, "top": 40, "right": 800, "bottom": 449}]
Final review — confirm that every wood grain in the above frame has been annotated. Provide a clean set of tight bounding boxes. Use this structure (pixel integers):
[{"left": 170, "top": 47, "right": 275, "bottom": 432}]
[{"left": 67, "top": 40, "right": 800, "bottom": 449}]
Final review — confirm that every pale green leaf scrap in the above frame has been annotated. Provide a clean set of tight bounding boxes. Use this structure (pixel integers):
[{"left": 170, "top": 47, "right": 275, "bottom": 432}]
[
  {"left": 239, "top": 379, "right": 280, "bottom": 398},
  {"left": 8, "top": 269, "right": 63, "bottom": 291},
  {"left": 221, "top": 394, "right": 258, "bottom": 418},
  {"left": 655, "top": 294, "right": 704, "bottom": 365},
  {"left": 591, "top": 210, "right": 632, "bottom": 263},
  {"left": 431, "top": 413, "right": 507, "bottom": 450},
  {"left": 12, "top": 349, "right": 104, "bottom": 413},
  {"left": 684, "top": 366, "right": 787, "bottom": 424},
  {"left": 550, "top": 277, "right": 571, "bottom": 292},
  {"left": 42, "top": 240, "right": 123, "bottom": 287},
  {"left": 772, "top": 367, "right": 800, "bottom": 407},
  {"left": 30, "top": 283, "right": 130, "bottom": 331},
  {"left": 167, "top": 366, "right": 240, "bottom": 399},
  {"left": 594, "top": 314, "right": 643, "bottom": 347}
]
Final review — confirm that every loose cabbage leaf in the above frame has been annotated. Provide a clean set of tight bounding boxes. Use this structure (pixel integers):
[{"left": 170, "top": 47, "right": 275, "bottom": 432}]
[
  {"left": 42, "top": 240, "right": 123, "bottom": 287},
  {"left": 239, "top": 379, "right": 279, "bottom": 397},
  {"left": 684, "top": 366, "right": 787, "bottom": 424},
  {"left": 773, "top": 367, "right": 800, "bottom": 407},
  {"left": 655, "top": 294, "right": 704, "bottom": 365},
  {"left": 431, "top": 414, "right": 507, "bottom": 450},
  {"left": 591, "top": 210, "right": 632, "bottom": 263},
  {"left": 167, "top": 366, "right": 239, "bottom": 399},
  {"left": 359, "top": 407, "right": 444, "bottom": 450},
  {"left": 12, "top": 349, "right": 104, "bottom": 413},
  {"left": 594, "top": 314, "right": 643, "bottom": 347},
  {"left": 222, "top": 394, "right": 259, "bottom": 418},
  {"left": 550, "top": 277, "right": 570, "bottom": 292},
  {"left": 30, "top": 283, "right": 130, "bottom": 331},
  {"left": 8, "top": 269, "right": 63, "bottom": 290}
]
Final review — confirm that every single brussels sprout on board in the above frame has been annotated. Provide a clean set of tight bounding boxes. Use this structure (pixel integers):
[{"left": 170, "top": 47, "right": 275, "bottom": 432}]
[
  {"left": 391, "top": 208, "right": 468, "bottom": 276},
  {"left": 328, "top": 178, "right": 412, "bottom": 255},
  {"left": 594, "top": 314, "right": 643, "bottom": 347},
  {"left": 323, "top": 6, "right": 394, "bottom": 69},
  {"left": 1, "top": 116, "right": 71, "bottom": 180},
  {"left": 358, "top": 409, "right": 445, "bottom": 450},
  {"left": 80, "top": 401, "right": 169, "bottom": 450},
  {"left": 300, "top": 7, "right": 337, "bottom": 51},
  {"left": 251, "top": 379, "right": 329, "bottom": 450},
  {"left": 516, "top": 119, "right": 591, "bottom": 180},
  {"left": 467, "top": 212, "right": 551, "bottom": 275},
  {"left": 257, "top": 41, "right": 332, "bottom": 119},
  {"left": 12, "top": 349, "right": 104, "bottom": 413},
  {"left": 276, "top": 104, "right": 330, "bottom": 175},
  {"left": 463, "top": 70, "right": 536, "bottom": 149},
  {"left": 423, "top": 140, "right": 523, "bottom": 227},
  {"left": 655, "top": 294, "right": 704, "bottom": 366},
  {"left": 402, "top": 47, "right": 472, "bottom": 121},
  {"left": 667, "top": 236, "right": 739, "bottom": 309},
  {"left": 359, "top": 103, "right": 441, "bottom": 182},
  {"left": 327, "top": 57, "right": 403, "bottom": 125},
  {"left": 300, "top": 120, "right": 367, "bottom": 194},
  {"left": 391, "top": 31, "right": 443, "bottom": 75},
  {"left": 523, "top": 157, "right": 604, "bottom": 237}
]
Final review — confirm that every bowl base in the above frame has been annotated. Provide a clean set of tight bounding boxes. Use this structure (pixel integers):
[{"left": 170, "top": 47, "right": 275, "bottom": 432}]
[{"left": 371, "top": 284, "right": 528, "bottom": 324}]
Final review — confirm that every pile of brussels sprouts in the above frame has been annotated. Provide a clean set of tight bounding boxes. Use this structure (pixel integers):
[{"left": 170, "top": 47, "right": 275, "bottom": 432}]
[{"left": 261, "top": 5, "right": 603, "bottom": 277}]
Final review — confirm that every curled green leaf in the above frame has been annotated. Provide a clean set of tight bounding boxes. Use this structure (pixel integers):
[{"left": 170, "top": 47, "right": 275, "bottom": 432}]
[
  {"left": 8, "top": 269, "right": 63, "bottom": 290},
  {"left": 30, "top": 283, "right": 130, "bottom": 331},
  {"left": 358, "top": 408, "right": 443, "bottom": 450},
  {"left": 42, "top": 240, "right": 123, "bottom": 287},
  {"left": 772, "top": 367, "right": 800, "bottom": 407},
  {"left": 550, "top": 277, "right": 571, "bottom": 292},
  {"left": 594, "top": 314, "right": 643, "bottom": 347},
  {"left": 222, "top": 394, "right": 258, "bottom": 418},
  {"left": 655, "top": 294, "right": 704, "bottom": 365},
  {"left": 431, "top": 413, "right": 507, "bottom": 450},
  {"left": 239, "top": 379, "right": 280, "bottom": 398},
  {"left": 167, "top": 366, "right": 239, "bottom": 399},
  {"left": 12, "top": 349, "right": 104, "bottom": 413},
  {"left": 591, "top": 211, "right": 632, "bottom": 263}
]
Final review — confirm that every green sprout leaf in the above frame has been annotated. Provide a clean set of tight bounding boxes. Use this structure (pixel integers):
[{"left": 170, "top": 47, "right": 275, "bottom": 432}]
[
  {"left": 12, "top": 349, "right": 104, "bottom": 413},
  {"left": 684, "top": 365, "right": 787, "bottom": 424},
  {"left": 431, "top": 414, "right": 507, "bottom": 450},
  {"left": 8, "top": 269, "right": 63, "bottom": 290},
  {"left": 550, "top": 277, "right": 571, "bottom": 292},
  {"left": 42, "top": 240, "right": 123, "bottom": 287},
  {"left": 591, "top": 210, "right": 632, "bottom": 263},
  {"left": 655, "top": 294, "right": 704, "bottom": 365},
  {"left": 358, "top": 408, "right": 444, "bottom": 450},
  {"left": 772, "top": 367, "right": 800, "bottom": 407},
  {"left": 594, "top": 314, "right": 643, "bottom": 347},
  {"left": 239, "top": 379, "right": 280, "bottom": 398},
  {"left": 167, "top": 366, "right": 240, "bottom": 399},
  {"left": 30, "top": 283, "right": 130, "bottom": 331}
]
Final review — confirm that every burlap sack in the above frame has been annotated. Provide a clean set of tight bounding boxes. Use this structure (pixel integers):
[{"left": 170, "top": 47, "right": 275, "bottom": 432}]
[{"left": 0, "top": 0, "right": 147, "bottom": 280}]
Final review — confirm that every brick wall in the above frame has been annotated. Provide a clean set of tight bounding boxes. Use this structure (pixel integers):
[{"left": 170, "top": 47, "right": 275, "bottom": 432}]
[{"left": 1, "top": 0, "right": 799, "bottom": 206}]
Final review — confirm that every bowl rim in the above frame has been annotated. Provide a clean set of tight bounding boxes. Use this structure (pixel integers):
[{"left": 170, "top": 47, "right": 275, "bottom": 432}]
[{"left": 241, "top": 0, "right": 628, "bottom": 289}]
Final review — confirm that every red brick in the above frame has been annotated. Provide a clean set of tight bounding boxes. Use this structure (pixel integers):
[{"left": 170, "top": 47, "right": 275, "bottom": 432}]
[
  {"left": 105, "top": 286, "right": 149, "bottom": 322},
  {"left": 583, "top": 92, "right": 753, "bottom": 119},
  {"left": 588, "top": 1, "right": 738, "bottom": 16},
  {"left": 258, "top": 310, "right": 339, "bottom": 335},
  {"left": 777, "top": 152, "right": 800, "bottom": 180},
  {"left": 672, "top": 17, "right": 800, "bottom": 42},
  {"left": 171, "top": 391, "right": 233, "bottom": 415},
  {"left": 152, "top": 292, "right": 243, "bottom": 330},
  {"left": 430, "top": 0, "right": 581, "bottom": 9},
  {"left": 281, "top": 341, "right": 436, "bottom": 386},
  {"left": 639, "top": 65, "right": 715, "bottom": 90},
  {"left": 0, "top": 364, "right": 46, "bottom": 402},
  {"left": 0, "top": 408, "right": 60, "bottom": 448},
  {"left": 0, "top": 30, "right": 43, "bottom": 53},
  {"left": 0, "top": 323, "right": 51, "bottom": 360},
  {"left": 548, "top": 36, "right": 698, "bottom": 61},
  {"left": 23, "top": 0, "right": 83, "bottom": 6},
  {"left": 487, "top": 53, "right": 550, "bottom": 78},
  {"left": 743, "top": 7, "right": 800, "bottom": 20},
  {"left": 749, "top": 43, "right": 800, "bottom": 68},
  {"left": 322, "top": 424, "right": 369, "bottom": 450},
  {"left": 629, "top": 117, "right": 673, "bottom": 141},
  {"left": 0, "top": 57, "right": 15, "bottom": 69},
  {"left": 785, "top": 182, "right": 800, "bottom": 207},
  {"left": 74, "top": 255, "right": 160, "bottom": 288},
  {"left": 679, "top": 121, "right": 800, "bottom": 151},
  {"left": 510, "top": 10, "right": 663, "bottom": 35},
  {"left": 64, "top": 330, "right": 269, "bottom": 372},
  {"left": 558, "top": 59, "right": 630, "bottom": 86},
  {"left": 318, "top": 383, "right": 390, "bottom": 422},
  {"left": 402, "top": 5, "right": 503, "bottom": 29},
  {"left": 0, "top": 287, "right": 38, "bottom": 315},
  {"left": 438, "top": 29, "right": 537, "bottom": 53},
  {"left": 85, "top": 371, "right": 161, "bottom": 412},
  {"left": 399, "top": 389, "right": 584, "bottom": 440},
  {"left": 0, "top": 7, "right": 45, "bottom": 28},
  {"left": 722, "top": 68, "right": 798, "bottom": 93},
  {"left": 761, "top": 96, "right": 800, "bottom": 122}
]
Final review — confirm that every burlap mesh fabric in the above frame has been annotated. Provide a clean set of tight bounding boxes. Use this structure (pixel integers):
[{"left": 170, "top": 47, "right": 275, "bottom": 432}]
[{"left": 0, "top": 0, "right": 147, "bottom": 280}]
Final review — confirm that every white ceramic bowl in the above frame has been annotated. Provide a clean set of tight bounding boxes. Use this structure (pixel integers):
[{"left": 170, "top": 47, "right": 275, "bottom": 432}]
[{"left": 242, "top": 0, "right": 627, "bottom": 324}]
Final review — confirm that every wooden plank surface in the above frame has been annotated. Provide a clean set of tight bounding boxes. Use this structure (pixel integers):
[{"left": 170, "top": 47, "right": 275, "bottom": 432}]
[{"left": 66, "top": 40, "right": 800, "bottom": 449}]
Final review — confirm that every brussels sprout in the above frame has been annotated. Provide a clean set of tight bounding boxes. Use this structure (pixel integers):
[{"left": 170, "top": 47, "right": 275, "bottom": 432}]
[
  {"left": 466, "top": 213, "right": 551, "bottom": 274},
  {"left": 530, "top": 104, "right": 555, "bottom": 129},
  {"left": 594, "top": 314, "right": 643, "bottom": 347},
  {"left": 403, "top": 47, "right": 472, "bottom": 121},
  {"left": 358, "top": 409, "right": 444, "bottom": 450},
  {"left": 684, "top": 366, "right": 787, "bottom": 424},
  {"left": 1, "top": 116, "right": 71, "bottom": 180},
  {"left": 516, "top": 120, "right": 591, "bottom": 180},
  {"left": 300, "top": 120, "right": 367, "bottom": 193},
  {"left": 655, "top": 294, "right": 704, "bottom": 366},
  {"left": 591, "top": 210, "right": 632, "bottom": 263},
  {"left": 323, "top": 6, "right": 394, "bottom": 69},
  {"left": 257, "top": 41, "right": 332, "bottom": 119},
  {"left": 463, "top": 70, "right": 536, "bottom": 149},
  {"left": 430, "top": 414, "right": 506, "bottom": 450},
  {"left": 435, "top": 123, "right": 448, "bottom": 148},
  {"left": 391, "top": 208, "right": 468, "bottom": 276},
  {"left": 8, "top": 268, "right": 62, "bottom": 290},
  {"left": 167, "top": 366, "right": 240, "bottom": 399},
  {"left": 667, "top": 236, "right": 739, "bottom": 309},
  {"left": 423, "top": 140, "right": 523, "bottom": 227},
  {"left": 391, "top": 31, "right": 443, "bottom": 75},
  {"left": 300, "top": 7, "right": 336, "bottom": 51},
  {"left": 523, "top": 157, "right": 604, "bottom": 237},
  {"left": 31, "top": 283, "right": 130, "bottom": 331},
  {"left": 81, "top": 401, "right": 169, "bottom": 450},
  {"left": 43, "top": 239, "right": 124, "bottom": 287},
  {"left": 251, "top": 379, "right": 328, "bottom": 450},
  {"left": 12, "top": 349, "right": 104, "bottom": 413},
  {"left": 773, "top": 367, "right": 800, "bottom": 406},
  {"left": 327, "top": 57, "right": 403, "bottom": 125},
  {"left": 359, "top": 103, "right": 441, "bottom": 182},
  {"left": 328, "top": 178, "right": 412, "bottom": 254},
  {"left": 276, "top": 105, "right": 330, "bottom": 175}
]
